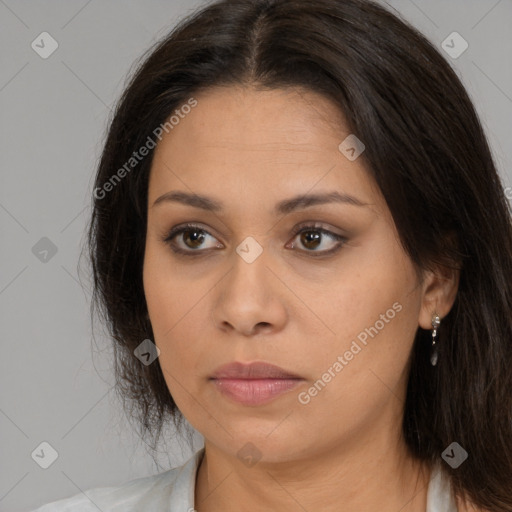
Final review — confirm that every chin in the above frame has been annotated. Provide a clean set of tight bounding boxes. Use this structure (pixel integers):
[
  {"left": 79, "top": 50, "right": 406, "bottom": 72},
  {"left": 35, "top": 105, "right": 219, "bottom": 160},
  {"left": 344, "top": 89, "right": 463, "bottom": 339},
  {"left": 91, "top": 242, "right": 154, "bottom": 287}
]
[{"left": 212, "top": 428, "right": 312, "bottom": 465}]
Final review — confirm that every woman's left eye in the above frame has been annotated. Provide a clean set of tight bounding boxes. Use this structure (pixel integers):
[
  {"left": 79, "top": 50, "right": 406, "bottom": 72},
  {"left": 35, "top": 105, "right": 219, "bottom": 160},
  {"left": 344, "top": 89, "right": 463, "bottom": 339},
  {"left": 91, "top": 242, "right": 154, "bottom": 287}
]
[
  {"left": 289, "top": 225, "right": 347, "bottom": 255},
  {"left": 162, "top": 223, "right": 347, "bottom": 257}
]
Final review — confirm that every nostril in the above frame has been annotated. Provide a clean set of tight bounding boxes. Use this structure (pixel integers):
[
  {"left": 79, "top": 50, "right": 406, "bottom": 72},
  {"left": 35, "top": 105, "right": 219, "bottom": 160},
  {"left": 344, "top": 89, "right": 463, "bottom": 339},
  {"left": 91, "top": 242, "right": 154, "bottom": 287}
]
[{"left": 255, "top": 322, "right": 272, "bottom": 333}]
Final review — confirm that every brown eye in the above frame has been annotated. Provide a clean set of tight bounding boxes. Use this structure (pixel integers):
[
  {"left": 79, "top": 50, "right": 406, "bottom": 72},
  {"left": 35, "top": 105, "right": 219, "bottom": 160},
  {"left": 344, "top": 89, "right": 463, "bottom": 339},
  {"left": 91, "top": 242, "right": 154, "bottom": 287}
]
[
  {"left": 180, "top": 228, "right": 206, "bottom": 249},
  {"left": 291, "top": 226, "right": 346, "bottom": 256},
  {"left": 163, "top": 223, "right": 221, "bottom": 254},
  {"left": 299, "top": 230, "right": 322, "bottom": 250}
]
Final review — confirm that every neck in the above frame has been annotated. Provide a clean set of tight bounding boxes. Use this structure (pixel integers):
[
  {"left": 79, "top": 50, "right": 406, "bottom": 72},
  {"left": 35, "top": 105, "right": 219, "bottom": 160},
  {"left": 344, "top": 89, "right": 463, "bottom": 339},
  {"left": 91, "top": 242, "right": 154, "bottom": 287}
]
[{"left": 194, "top": 428, "right": 432, "bottom": 512}]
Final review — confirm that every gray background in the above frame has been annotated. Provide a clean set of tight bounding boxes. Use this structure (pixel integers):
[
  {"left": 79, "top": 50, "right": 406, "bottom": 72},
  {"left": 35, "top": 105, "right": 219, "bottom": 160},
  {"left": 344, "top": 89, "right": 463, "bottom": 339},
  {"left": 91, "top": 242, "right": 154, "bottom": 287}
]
[{"left": 1, "top": 1, "right": 511, "bottom": 511}]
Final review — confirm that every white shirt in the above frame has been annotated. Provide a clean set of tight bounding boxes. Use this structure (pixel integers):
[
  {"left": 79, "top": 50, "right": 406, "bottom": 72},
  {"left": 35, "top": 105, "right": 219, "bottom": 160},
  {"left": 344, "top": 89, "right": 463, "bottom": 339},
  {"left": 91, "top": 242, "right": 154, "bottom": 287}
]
[{"left": 31, "top": 447, "right": 458, "bottom": 511}]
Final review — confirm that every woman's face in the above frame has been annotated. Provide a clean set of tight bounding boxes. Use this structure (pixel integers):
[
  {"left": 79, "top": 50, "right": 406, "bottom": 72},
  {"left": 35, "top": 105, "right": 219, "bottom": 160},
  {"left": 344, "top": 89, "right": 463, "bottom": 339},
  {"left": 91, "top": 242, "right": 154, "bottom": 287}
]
[{"left": 143, "top": 85, "right": 434, "bottom": 464}]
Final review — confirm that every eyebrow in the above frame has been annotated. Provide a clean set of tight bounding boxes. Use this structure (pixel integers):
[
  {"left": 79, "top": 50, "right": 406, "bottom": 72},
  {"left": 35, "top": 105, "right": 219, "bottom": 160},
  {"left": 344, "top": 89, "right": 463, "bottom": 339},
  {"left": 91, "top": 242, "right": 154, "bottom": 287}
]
[{"left": 152, "top": 190, "right": 370, "bottom": 215}]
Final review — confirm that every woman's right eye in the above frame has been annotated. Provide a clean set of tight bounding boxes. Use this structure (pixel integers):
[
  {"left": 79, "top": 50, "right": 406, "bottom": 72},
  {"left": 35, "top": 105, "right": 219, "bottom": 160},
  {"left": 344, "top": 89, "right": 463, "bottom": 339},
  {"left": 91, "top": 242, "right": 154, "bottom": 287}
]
[{"left": 162, "top": 223, "right": 222, "bottom": 255}]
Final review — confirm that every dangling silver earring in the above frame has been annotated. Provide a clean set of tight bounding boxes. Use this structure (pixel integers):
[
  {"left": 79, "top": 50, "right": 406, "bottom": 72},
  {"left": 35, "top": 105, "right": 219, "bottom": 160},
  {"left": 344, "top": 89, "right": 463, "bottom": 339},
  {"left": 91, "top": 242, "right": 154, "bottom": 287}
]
[{"left": 430, "top": 313, "right": 441, "bottom": 366}]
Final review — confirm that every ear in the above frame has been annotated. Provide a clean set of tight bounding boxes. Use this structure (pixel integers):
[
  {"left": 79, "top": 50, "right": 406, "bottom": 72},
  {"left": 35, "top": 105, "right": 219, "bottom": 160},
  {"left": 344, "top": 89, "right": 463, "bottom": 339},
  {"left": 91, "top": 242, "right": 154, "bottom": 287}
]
[{"left": 418, "top": 260, "right": 460, "bottom": 330}]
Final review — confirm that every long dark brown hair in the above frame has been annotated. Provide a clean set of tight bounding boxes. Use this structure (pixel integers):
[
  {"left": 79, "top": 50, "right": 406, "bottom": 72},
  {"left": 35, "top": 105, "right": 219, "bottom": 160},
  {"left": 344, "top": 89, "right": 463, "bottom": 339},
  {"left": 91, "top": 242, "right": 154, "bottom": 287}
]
[{"left": 81, "top": 0, "right": 512, "bottom": 509}]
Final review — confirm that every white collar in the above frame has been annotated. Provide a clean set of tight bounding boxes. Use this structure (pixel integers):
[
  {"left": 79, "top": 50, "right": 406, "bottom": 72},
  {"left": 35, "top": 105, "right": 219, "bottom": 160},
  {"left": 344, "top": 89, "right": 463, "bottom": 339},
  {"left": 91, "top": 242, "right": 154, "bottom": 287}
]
[{"left": 426, "top": 462, "right": 458, "bottom": 512}]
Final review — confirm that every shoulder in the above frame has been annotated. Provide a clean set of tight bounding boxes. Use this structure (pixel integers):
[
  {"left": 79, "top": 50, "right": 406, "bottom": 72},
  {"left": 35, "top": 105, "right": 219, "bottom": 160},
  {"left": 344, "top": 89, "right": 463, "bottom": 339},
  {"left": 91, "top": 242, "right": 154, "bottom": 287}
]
[
  {"left": 30, "top": 469, "right": 178, "bottom": 512},
  {"left": 30, "top": 448, "right": 204, "bottom": 512}
]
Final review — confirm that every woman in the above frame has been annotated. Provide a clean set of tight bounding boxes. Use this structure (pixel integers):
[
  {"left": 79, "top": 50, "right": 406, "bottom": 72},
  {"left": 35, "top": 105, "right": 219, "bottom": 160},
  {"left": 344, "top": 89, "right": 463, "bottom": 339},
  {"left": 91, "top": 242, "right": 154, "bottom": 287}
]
[{"left": 33, "top": 0, "right": 512, "bottom": 510}]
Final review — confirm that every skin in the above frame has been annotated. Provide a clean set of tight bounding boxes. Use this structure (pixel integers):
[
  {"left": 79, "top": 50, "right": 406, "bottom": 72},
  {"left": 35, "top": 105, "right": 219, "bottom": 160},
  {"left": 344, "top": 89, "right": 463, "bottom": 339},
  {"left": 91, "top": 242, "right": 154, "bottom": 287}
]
[{"left": 142, "top": 85, "right": 462, "bottom": 512}]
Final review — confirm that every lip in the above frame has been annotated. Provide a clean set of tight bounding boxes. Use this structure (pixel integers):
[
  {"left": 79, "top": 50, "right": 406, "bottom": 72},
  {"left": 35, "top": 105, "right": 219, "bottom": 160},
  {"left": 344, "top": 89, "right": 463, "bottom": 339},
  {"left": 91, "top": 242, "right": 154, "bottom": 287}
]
[
  {"left": 210, "top": 362, "right": 304, "bottom": 406},
  {"left": 211, "top": 361, "right": 302, "bottom": 379}
]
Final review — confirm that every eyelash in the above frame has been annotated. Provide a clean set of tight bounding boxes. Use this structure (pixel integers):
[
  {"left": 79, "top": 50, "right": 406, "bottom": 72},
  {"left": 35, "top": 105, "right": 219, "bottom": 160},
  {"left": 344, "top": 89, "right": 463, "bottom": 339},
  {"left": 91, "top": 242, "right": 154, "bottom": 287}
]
[{"left": 161, "top": 222, "right": 347, "bottom": 258}]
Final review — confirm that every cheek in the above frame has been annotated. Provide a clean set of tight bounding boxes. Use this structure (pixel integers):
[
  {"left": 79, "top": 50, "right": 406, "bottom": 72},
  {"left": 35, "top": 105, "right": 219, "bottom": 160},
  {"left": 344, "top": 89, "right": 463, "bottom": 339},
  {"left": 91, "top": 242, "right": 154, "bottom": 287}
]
[
  {"left": 308, "top": 300, "right": 416, "bottom": 393},
  {"left": 315, "top": 266, "right": 415, "bottom": 359},
  {"left": 148, "top": 303, "right": 206, "bottom": 419},
  {"left": 292, "top": 301, "right": 419, "bottom": 447},
  {"left": 143, "top": 238, "right": 204, "bottom": 339},
  {"left": 142, "top": 247, "right": 201, "bottom": 384},
  {"left": 302, "top": 252, "right": 420, "bottom": 407}
]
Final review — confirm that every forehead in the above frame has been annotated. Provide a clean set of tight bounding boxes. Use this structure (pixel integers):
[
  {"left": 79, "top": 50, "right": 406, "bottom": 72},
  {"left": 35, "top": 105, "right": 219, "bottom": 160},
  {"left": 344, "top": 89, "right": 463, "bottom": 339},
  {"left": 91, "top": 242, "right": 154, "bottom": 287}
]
[
  {"left": 147, "top": 85, "right": 384, "bottom": 216},
  {"left": 154, "top": 85, "right": 348, "bottom": 156}
]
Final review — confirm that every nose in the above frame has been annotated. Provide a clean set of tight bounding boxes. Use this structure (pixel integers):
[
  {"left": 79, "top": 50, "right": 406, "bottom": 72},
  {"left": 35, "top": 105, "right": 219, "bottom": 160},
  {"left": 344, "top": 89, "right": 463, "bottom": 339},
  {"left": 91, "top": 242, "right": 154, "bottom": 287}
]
[{"left": 210, "top": 248, "right": 288, "bottom": 338}]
